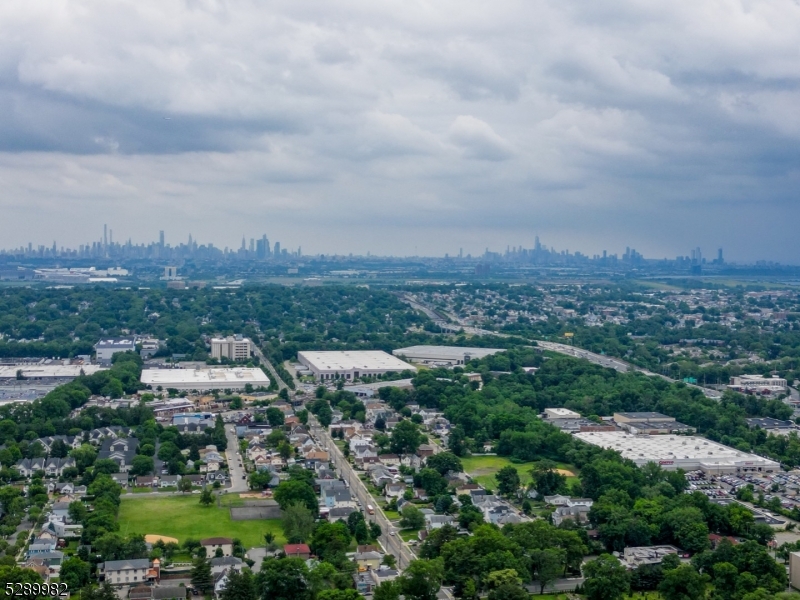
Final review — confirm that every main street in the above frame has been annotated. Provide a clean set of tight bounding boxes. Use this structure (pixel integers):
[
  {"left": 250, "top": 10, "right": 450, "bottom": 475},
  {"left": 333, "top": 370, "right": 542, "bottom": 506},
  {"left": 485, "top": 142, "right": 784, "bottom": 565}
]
[
  {"left": 253, "top": 345, "right": 287, "bottom": 391},
  {"left": 308, "top": 415, "right": 416, "bottom": 570},
  {"left": 225, "top": 423, "right": 250, "bottom": 493}
]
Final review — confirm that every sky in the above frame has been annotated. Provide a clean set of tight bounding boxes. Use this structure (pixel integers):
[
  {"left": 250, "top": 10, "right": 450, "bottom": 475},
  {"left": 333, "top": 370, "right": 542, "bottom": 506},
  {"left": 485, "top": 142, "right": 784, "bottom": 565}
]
[{"left": 1, "top": 0, "right": 800, "bottom": 261}]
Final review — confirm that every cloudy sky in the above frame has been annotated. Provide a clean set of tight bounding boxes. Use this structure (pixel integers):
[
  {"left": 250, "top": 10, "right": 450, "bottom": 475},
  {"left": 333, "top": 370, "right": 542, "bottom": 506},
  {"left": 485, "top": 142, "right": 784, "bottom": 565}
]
[{"left": 1, "top": 0, "right": 799, "bottom": 261}]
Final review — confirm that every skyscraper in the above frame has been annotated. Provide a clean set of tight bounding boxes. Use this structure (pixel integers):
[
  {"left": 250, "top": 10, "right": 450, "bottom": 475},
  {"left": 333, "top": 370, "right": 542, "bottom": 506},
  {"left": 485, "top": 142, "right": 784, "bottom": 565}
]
[{"left": 159, "top": 230, "right": 165, "bottom": 247}]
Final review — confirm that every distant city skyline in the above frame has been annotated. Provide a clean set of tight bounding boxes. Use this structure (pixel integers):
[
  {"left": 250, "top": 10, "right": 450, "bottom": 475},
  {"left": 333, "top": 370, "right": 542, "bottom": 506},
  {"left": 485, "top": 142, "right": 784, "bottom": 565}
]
[
  {"left": 1, "top": 3, "right": 800, "bottom": 262},
  {"left": 0, "top": 225, "right": 761, "bottom": 267}
]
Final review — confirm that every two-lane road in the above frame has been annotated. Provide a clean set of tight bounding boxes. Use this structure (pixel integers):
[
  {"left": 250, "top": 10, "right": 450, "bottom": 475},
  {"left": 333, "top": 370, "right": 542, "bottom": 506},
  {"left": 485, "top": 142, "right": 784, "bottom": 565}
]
[
  {"left": 309, "top": 416, "right": 416, "bottom": 569},
  {"left": 225, "top": 424, "right": 250, "bottom": 493}
]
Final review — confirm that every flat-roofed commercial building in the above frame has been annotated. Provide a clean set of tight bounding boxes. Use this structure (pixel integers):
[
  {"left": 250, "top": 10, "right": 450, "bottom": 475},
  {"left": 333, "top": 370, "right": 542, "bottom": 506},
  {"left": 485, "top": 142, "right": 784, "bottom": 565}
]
[
  {"left": 574, "top": 431, "right": 779, "bottom": 474},
  {"left": 0, "top": 364, "right": 106, "bottom": 379},
  {"left": 95, "top": 338, "right": 136, "bottom": 363},
  {"left": 392, "top": 345, "right": 504, "bottom": 366},
  {"left": 210, "top": 336, "right": 252, "bottom": 361},
  {"left": 729, "top": 374, "right": 787, "bottom": 393},
  {"left": 544, "top": 408, "right": 581, "bottom": 420},
  {"left": 141, "top": 368, "right": 269, "bottom": 391},
  {"left": 298, "top": 351, "right": 415, "bottom": 382}
]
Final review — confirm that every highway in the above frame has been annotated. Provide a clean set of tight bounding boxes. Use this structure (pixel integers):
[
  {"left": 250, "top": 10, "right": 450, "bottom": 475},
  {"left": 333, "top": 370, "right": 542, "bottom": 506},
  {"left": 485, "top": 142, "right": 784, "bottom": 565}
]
[{"left": 308, "top": 415, "right": 416, "bottom": 570}]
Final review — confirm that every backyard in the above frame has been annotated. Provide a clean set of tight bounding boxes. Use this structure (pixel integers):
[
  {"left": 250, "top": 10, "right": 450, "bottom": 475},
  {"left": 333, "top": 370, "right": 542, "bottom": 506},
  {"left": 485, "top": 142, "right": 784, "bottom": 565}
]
[
  {"left": 461, "top": 455, "right": 579, "bottom": 489},
  {"left": 118, "top": 495, "right": 284, "bottom": 549}
]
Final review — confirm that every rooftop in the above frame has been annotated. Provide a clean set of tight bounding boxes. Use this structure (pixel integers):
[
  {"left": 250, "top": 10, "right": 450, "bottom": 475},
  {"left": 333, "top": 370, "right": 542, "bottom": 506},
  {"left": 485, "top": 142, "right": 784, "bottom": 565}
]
[
  {"left": 141, "top": 368, "right": 269, "bottom": 386},
  {"left": 298, "top": 351, "right": 415, "bottom": 372},
  {"left": 575, "top": 431, "right": 779, "bottom": 469},
  {"left": 0, "top": 365, "right": 106, "bottom": 378},
  {"left": 391, "top": 345, "right": 504, "bottom": 360}
]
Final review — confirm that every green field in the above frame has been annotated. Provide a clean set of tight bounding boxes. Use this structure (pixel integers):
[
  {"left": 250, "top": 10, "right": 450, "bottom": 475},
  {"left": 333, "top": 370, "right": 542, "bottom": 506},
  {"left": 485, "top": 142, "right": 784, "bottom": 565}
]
[
  {"left": 118, "top": 495, "right": 284, "bottom": 549},
  {"left": 461, "top": 455, "right": 578, "bottom": 489}
]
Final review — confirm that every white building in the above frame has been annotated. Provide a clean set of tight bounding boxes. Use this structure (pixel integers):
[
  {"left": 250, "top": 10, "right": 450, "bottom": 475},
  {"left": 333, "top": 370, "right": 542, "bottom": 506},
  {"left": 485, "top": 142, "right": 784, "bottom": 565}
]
[
  {"left": 141, "top": 368, "right": 269, "bottom": 391},
  {"left": 297, "top": 351, "right": 415, "bottom": 381},
  {"left": 210, "top": 336, "right": 253, "bottom": 361},
  {"left": 574, "top": 431, "right": 779, "bottom": 474},
  {"left": 0, "top": 364, "right": 106, "bottom": 379},
  {"left": 95, "top": 338, "right": 136, "bottom": 363},
  {"left": 728, "top": 374, "right": 787, "bottom": 393},
  {"left": 392, "top": 345, "right": 504, "bottom": 366},
  {"left": 543, "top": 408, "right": 581, "bottom": 420}
]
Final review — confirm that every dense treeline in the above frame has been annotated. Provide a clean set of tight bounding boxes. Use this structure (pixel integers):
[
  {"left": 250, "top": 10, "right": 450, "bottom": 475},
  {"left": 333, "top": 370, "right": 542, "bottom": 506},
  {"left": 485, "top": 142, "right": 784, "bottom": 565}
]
[{"left": 0, "top": 285, "right": 433, "bottom": 360}]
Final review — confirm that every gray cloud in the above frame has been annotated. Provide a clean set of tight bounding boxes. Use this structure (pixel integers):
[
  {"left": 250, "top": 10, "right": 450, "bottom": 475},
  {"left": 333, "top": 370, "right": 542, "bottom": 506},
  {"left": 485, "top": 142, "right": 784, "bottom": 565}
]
[{"left": 0, "top": 0, "right": 799, "bottom": 260}]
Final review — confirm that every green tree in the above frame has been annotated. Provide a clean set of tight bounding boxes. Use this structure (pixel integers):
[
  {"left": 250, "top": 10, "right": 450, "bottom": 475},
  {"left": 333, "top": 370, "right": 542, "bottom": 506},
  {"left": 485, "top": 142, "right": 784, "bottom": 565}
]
[
  {"left": 178, "top": 477, "right": 193, "bottom": 493},
  {"left": 390, "top": 420, "right": 422, "bottom": 455},
  {"left": 530, "top": 460, "right": 567, "bottom": 496},
  {"left": 373, "top": 581, "right": 401, "bottom": 600},
  {"left": 59, "top": 556, "right": 91, "bottom": 590},
  {"left": 317, "top": 591, "right": 361, "bottom": 600},
  {"left": 190, "top": 556, "right": 213, "bottom": 593},
  {"left": 400, "top": 505, "right": 426, "bottom": 530},
  {"left": 531, "top": 548, "right": 565, "bottom": 594},
  {"left": 658, "top": 565, "right": 707, "bottom": 600},
  {"left": 496, "top": 466, "right": 521, "bottom": 497},
  {"left": 281, "top": 501, "right": 315, "bottom": 544},
  {"left": 266, "top": 407, "right": 285, "bottom": 427},
  {"left": 398, "top": 559, "right": 444, "bottom": 600},
  {"left": 130, "top": 455, "right": 154, "bottom": 477},
  {"left": 221, "top": 568, "right": 257, "bottom": 600},
  {"left": 583, "top": 554, "right": 630, "bottom": 600},
  {"left": 274, "top": 480, "right": 318, "bottom": 515},
  {"left": 68, "top": 500, "right": 87, "bottom": 523},
  {"left": 310, "top": 521, "right": 351, "bottom": 566},
  {"left": 425, "top": 452, "right": 463, "bottom": 475},
  {"left": 257, "top": 557, "right": 312, "bottom": 600},
  {"left": 199, "top": 488, "right": 214, "bottom": 506}
]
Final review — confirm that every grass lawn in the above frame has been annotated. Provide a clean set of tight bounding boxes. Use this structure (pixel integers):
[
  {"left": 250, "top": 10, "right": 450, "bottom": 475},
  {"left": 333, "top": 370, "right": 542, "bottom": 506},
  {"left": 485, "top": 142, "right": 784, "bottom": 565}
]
[
  {"left": 461, "top": 455, "right": 579, "bottom": 489},
  {"left": 119, "top": 495, "right": 284, "bottom": 549},
  {"left": 398, "top": 529, "right": 419, "bottom": 542}
]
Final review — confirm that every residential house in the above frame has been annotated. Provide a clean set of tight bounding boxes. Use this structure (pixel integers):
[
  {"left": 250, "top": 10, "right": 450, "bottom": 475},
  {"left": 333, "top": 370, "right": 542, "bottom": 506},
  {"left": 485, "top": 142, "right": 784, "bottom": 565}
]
[
  {"left": 378, "top": 454, "right": 400, "bottom": 466},
  {"left": 370, "top": 567, "right": 399, "bottom": 586},
  {"left": 384, "top": 483, "right": 406, "bottom": 500},
  {"left": 51, "top": 502, "right": 70, "bottom": 520},
  {"left": 201, "top": 537, "right": 233, "bottom": 557},
  {"left": 552, "top": 505, "right": 591, "bottom": 526},
  {"left": 98, "top": 437, "right": 139, "bottom": 472},
  {"left": 27, "top": 537, "right": 57, "bottom": 558},
  {"left": 369, "top": 467, "right": 394, "bottom": 489},
  {"left": 355, "top": 550, "right": 383, "bottom": 570},
  {"left": 416, "top": 444, "right": 435, "bottom": 458},
  {"left": 99, "top": 558, "right": 151, "bottom": 586},
  {"left": 328, "top": 506, "right": 357, "bottom": 520},
  {"left": 136, "top": 476, "right": 156, "bottom": 488},
  {"left": 210, "top": 556, "right": 244, "bottom": 575},
  {"left": 425, "top": 514, "right": 455, "bottom": 531},
  {"left": 160, "top": 475, "right": 181, "bottom": 488},
  {"left": 284, "top": 544, "right": 311, "bottom": 559},
  {"left": 53, "top": 482, "right": 75, "bottom": 495},
  {"left": 322, "top": 488, "right": 356, "bottom": 509},
  {"left": 111, "top": 473, "right": 129, "bottom": 487},
  {"left": 15, "top": 457, "right": 76, "bottom": 478}
]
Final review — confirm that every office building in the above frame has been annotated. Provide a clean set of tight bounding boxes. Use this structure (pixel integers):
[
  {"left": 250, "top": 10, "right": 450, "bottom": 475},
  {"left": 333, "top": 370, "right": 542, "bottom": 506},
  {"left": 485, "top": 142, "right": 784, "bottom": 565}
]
[
  {"left": 574, "top": 431, "right": 779, "bottom": 474},
  {"left": 95, "top": 338, "right": 136, "bottom": 363},
  {"left": 392, "top": 345, "right": 504, "bottom": 366},
  {"left": 728, "top": 375, "right": 787, "bottom": 393},
  {"left": 210, "top": 336, "right": 253, "bottom": 361},
  {"left": 297, "top": 351, "right": 415, "bottom": 381},
  {"left": 613, "top": 412, "right": 693, "bottom": 434},
  {"left": 543, "top": 408, "right": 582, "bottom": 420},
  {"left": 791, "top": 551, "right": 800, "bottom": 590},
  {"left": 141, "top": 368, "right": 269, "bottom": 391}
]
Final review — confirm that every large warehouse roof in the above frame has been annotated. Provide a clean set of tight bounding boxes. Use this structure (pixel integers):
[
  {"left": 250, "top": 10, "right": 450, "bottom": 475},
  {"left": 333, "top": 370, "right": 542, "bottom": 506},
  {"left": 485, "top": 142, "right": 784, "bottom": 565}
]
[
  {"left": 141, "top": 368, "right": 269, "bottom": 389},
  {"left": 392, "top": 345, "right": 504, "bottom": 361},
  {"left": 298, "top": 351, "right": 414, "bottom": 372},
  {"left": 0, "top": 365, "right": 106, "bottom": 378},
  {"left": 574, "top": 431, "right": 778, "bottom": 470}
]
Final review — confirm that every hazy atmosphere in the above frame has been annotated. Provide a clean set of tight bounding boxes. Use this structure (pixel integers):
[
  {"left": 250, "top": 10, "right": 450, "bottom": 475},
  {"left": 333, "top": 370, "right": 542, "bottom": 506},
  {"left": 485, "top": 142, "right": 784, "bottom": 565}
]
[{"left": 2, "top": 0, "right": 800, "bottom": 260}]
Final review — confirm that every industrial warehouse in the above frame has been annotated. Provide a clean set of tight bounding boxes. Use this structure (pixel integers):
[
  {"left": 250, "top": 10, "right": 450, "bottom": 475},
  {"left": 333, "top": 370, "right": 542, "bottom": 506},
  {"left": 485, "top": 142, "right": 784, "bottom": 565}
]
[
  {"left": 297, "top": 350, "right": 415, "bottom": 381},
  {"left": 391, "top": 345, "right": 504, "bottom": 366},
  {"left": 574, "top": 431, "right": 779, "bottom": 474},
  {"left": 140, "top": 367, "right": 270, "bottom": 391}
]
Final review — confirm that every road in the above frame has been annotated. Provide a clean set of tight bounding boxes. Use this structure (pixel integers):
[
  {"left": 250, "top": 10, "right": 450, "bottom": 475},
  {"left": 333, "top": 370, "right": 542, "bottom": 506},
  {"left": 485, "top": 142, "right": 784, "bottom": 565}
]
[
  {"left": 309, "top": 415, "right": 416, "bottom": 570},
  {"left": 225, "top": 424, "right": 250, "bottom": 493},
  {"left": 253, "top": 345, "right": 287, "bottom": 391},
  {"left": 525, "top": 577, "right": 584, "bottom": 593},
  {"left": 401, "top": 296, "right": 723, "bottom": 400}
]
